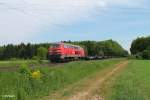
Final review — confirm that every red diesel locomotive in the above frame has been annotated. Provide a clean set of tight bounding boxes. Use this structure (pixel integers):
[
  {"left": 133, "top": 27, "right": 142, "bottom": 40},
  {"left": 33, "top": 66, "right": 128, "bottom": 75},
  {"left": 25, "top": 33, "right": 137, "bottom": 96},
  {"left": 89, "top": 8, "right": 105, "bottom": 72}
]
[{"left": 49, "top": 43, "right": 85, "bottom": 62}]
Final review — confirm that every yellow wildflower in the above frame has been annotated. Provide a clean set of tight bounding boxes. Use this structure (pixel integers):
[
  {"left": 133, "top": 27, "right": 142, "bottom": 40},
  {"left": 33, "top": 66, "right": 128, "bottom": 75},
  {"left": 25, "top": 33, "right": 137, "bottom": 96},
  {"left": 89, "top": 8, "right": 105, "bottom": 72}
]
[{"left": 31, "top": 70, "right": 41, "bottom": 79}]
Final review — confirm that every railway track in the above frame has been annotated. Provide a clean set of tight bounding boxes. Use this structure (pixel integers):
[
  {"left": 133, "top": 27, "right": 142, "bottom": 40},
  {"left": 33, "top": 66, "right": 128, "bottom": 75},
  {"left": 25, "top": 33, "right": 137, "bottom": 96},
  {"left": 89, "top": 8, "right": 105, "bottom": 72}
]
[
  {"left": 0, "top": 63, "right": 64, "bottom": 72},
  {"left": 0, "top": 57, "right": 116, "bottom": 72}
]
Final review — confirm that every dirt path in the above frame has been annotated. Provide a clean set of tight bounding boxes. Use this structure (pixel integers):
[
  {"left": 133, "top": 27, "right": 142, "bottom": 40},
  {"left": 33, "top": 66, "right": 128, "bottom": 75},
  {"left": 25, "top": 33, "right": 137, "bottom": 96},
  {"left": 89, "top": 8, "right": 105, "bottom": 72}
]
[
  {"left": 67, "top": 61, "right": 129, "bottom": 100},
  {"left": 42, "top": 60, "right": 129, "bottom": 100}
]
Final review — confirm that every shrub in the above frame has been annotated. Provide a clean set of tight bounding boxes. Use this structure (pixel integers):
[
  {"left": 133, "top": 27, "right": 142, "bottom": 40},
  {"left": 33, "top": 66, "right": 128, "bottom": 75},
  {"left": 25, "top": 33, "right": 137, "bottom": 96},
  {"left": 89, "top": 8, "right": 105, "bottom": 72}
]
[
  {"left": 135, "top": 52, "right": 143, "bottom": 59},
  {"left": 10, "top": 58, "right": 18, "bottom": 61},
  {"left": 142, "top": 50, "right": 150, "bottom": 59},
  {"left": 32, "top": 56, "right": 39, "bottom": 60},
  {"left": 127, "top": 55, "right": 136, "bottom": 59},
  {"left": 133, "top": 50, "right": 150, "bottom": 60},
  {"left": 38, "top": 59, "right": 43, "bottom": 64},
  {"left": 18, "top": 64, "right": 31, "bottom": 76}
]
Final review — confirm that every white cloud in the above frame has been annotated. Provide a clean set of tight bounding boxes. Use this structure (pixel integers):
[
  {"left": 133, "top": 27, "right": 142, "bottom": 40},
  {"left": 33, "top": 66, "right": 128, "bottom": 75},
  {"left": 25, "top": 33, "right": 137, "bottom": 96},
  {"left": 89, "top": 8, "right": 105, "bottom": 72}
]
[
  {"left": 105, "top": 0, "right": 145, "bottom": 7},
  {"left": 0, "top": 0, "right": 146, "bottom": 44}
]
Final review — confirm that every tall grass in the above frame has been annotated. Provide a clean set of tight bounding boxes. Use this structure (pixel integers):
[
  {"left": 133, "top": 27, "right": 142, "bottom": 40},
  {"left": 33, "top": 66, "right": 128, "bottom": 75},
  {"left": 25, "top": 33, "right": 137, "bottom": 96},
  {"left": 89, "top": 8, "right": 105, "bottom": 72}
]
[
  {"left": 0, "top": 59, "right": 122, "bottom": 100},
  {"left": 108, "top": 60, "right": 150, "bottom": 100},
  {"left": 0, "top": 60, "right": 49, "bottom": 67}
]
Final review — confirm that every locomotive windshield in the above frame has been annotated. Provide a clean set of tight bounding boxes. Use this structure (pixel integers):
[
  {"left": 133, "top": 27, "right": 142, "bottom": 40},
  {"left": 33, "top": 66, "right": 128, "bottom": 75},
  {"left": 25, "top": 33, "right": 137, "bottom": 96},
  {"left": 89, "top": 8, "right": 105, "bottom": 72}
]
[{"left": 51, "top": 44, "right": 60, "bottom": 48}]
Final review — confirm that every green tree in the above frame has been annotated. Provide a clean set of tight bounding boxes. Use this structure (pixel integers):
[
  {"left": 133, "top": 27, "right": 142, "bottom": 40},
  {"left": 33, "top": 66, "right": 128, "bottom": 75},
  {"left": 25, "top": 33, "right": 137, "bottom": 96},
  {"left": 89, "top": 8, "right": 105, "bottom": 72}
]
[
  {"left": 37, "top": 47, "right": 48, "bottom": 60},
  {"left": 130, "top": 36, "right": 150, "bottom": 59},
  {"left": 130, "top": 36, "right": 150, "bottom": 54},
  {"left": 72, "top": 40, "right": 127, "bottom": 57},
  {"left": 0, "top": 47, "right": 4, "bottom": 60},
  {"left": 3, "top": 44, "right": 16, "bottom": 59}
]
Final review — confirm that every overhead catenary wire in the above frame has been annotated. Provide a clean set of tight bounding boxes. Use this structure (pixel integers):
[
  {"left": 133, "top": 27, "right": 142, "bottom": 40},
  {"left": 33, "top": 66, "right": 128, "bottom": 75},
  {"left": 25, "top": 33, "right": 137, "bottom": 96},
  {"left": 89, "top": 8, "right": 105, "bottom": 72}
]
[
  {"left": 0, "top": 1, "right": 150, "bottom": 29},
  {"left": 0, "top": 1, "right": 66, "bottom": 30},
  {"left": 1, "top": 1, "right": 150, "bottom": 11}
]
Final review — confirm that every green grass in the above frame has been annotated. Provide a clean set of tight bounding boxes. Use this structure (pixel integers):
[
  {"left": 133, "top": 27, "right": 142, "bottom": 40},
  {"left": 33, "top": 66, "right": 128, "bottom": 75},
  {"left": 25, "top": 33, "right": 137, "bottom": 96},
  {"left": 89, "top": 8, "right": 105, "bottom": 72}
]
[
  {"left": 108, "top": 60, "right": 150, "bottom": 100},
  {"left": 0, "top": 59, "right": 122, "bottom": 100},
  {"left": 0, "top": 60, "right": 49, "bottom": 67}
]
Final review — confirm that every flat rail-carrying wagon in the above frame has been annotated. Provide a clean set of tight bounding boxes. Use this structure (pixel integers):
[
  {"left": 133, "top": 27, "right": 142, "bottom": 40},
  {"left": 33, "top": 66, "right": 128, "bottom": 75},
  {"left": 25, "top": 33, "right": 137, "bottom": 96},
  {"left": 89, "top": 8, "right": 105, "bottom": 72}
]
[{"left": 49, "top": 43, "right": 85, "bottom": 62}]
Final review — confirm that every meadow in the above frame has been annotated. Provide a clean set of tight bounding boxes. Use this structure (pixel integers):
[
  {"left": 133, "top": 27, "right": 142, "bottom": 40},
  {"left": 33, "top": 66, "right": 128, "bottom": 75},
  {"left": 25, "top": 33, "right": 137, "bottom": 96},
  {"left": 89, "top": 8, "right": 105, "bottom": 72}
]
[
  {"left": 0, "top": 60, "right": 49, "bottom": 68},
  {"left": 106, "top": 60, "right": 150, "bottom": 100},
  {"left": 0, "top": 59, "right": 122, "bottom": 100}
]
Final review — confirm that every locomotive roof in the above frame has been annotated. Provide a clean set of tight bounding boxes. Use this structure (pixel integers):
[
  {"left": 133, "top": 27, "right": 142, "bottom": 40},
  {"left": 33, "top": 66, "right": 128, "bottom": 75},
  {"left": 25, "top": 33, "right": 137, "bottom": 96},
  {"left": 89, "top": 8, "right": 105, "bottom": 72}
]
[{"left": 52, "top": 42, "right": 82, "bottom": 48}]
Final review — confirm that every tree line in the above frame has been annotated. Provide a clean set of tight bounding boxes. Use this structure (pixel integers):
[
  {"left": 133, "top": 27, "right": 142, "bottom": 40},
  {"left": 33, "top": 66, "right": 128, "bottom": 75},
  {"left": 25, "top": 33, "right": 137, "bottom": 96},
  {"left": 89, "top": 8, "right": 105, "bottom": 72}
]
[
  {"left": 0, "top": 43, "right": 50, "bottom": 60},
  {"left": 130, "top": 36, "right": 150, "bottom": 59},
  {"left": 71, "top": 40, "right": 128, "bottom": 57},
  {"left": 0, "top": 40, "right": 128, "bottom": 60}
]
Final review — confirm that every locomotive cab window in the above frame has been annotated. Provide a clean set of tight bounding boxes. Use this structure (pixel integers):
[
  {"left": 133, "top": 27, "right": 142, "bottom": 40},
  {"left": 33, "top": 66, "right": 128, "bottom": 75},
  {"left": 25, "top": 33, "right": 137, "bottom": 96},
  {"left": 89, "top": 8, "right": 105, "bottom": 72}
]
[
  {"left": 64, "top": 45, "right": 68, "bottom": 48},
  {"left": 51, "top": 44, "right": 60, "bottom": 48}
]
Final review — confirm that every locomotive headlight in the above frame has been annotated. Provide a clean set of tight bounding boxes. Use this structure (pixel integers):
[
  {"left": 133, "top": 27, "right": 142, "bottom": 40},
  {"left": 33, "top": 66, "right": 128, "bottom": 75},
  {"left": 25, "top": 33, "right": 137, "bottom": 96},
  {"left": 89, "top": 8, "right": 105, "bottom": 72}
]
[
  {"left": 56, "top": 50, "right": 61, "bottom": 52},
  {"left": 60, "top": 55, "right": 64, "bottom": 59}
]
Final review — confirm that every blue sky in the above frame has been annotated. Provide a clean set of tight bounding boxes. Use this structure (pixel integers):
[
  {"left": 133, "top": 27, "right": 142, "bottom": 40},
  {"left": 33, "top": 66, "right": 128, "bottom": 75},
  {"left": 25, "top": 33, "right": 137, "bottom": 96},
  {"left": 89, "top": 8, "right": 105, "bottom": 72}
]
[{"left": 0, "top": 0, "right": 150, "bottom": 51}]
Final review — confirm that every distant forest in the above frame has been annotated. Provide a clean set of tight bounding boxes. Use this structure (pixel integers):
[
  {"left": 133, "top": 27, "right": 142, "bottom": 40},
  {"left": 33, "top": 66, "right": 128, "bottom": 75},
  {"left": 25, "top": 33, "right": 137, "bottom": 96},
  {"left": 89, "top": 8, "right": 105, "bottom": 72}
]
[{"left": 0, "top": 40, "right": 128, "bottom": 60}]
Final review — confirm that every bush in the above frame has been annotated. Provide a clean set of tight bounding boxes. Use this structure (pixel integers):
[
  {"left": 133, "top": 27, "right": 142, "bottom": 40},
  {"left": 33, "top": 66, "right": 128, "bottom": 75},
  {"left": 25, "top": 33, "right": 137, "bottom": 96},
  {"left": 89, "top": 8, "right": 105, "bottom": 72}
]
[
  {"left": 32, "top": 56, "right": 39, "bottom": 60},
  {"left": 133, "top": 50, "right": 150, "bottom": 60},
  {"left": 18, "top": 64, "right": 31, "bottom": 76},
  {"left": 10, "top": 58, "right": 18, "bottom": 61},
  {"left": 127, "top": 55, "right": 136, "bottom": 59},
  {"left": 135, "top": 52, "right": 143, "bottom": 59},
  {"left": 142, "top": 50, "right": 150, "bottom": 59}
]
